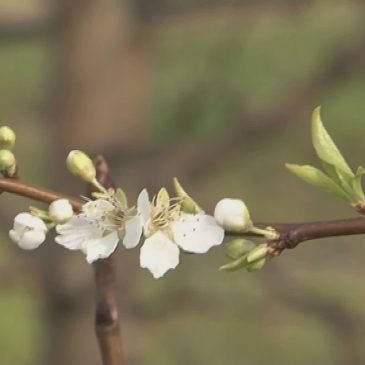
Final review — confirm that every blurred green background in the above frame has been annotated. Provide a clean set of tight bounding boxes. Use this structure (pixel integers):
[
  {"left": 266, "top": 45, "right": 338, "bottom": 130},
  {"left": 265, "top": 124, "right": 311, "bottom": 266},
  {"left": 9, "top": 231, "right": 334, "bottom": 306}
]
[{"left": 0, "top": 0, "right": 365, "bottom": 364}]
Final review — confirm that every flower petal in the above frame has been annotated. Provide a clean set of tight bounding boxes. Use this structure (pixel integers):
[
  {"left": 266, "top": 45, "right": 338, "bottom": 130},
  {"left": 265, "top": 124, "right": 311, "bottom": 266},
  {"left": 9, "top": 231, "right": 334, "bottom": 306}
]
[
  {"left": 55, "top": 216, "right": 99, "bottom": 250},
  {"left": 123, "top": 214, "right": 143, "bottom": 249},
  {"left": 18, "top": 230, "right": 46, "bottom": 250},
  {"left": 140, "top": 231, "right": 179, "bottom": 279},
  {"left": 85, "top": 231, "right": 119, "bottom": 263},
  {"left": 82, "top": 199, "right": 115, "bottom": 220},
  {"left": 137, "top": 189, "right": 150, "bottom": 224},
  {"left": 172, "top": 214, "right": 224, "bottom": 253},
  {"left": 14, "top": 212, "right": 47, "bottom": 232}
]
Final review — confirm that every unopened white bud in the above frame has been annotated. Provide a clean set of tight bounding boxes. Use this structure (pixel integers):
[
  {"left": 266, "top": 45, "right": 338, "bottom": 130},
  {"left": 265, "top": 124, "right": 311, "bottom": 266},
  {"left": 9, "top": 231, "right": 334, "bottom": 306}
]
[
  {"left": 66, "top": 150, "right": 96, "bottom": 183},
  {"left": 9, "top": 213, "right": 47, "bottom": 250},
  {"left": 214, "top": 198, "right": 252, "bottom": 232},
  {"left": 49, "top": 199, "right": 74, "bottom": 224},
  {"left": 0, "top": 126, "right": 16, "bottom": 150}
]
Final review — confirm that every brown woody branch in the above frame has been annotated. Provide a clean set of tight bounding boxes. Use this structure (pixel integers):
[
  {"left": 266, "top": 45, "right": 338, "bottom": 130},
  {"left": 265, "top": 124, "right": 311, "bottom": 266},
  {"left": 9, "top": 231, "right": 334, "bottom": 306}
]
[
  {"left": 1, "top": 175, "right": 365, "bottom": 252},
  {"left": 227, "top": 217, "right": 365, "bottom": 254}
]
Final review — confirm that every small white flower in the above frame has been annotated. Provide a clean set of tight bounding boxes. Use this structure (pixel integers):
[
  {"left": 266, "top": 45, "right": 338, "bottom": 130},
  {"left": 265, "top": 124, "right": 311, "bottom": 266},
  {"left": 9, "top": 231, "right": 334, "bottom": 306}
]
[
  {"left": 49, "top": 199, "right": 74, "bottom": 224},
  {"left": 55, "top": 195, "right": 143, "bottom": 263},
  {"left": 138, "top": 189, "right": 224, "bottom": 279},
  {"left": 214, "top": 198, "right": 252, "bottom": 232},
  {"left": 9, "top": 212, "right": 48, "bottom": 250}
]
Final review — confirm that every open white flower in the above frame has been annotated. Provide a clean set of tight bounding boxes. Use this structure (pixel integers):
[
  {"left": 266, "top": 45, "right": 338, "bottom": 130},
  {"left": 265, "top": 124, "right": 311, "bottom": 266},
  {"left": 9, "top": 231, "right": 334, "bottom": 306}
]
[
  {"left": 55, "top": 193, "right": 143, "bottom": 263},
  {"left": 9, "top": 212, "right": 48, "bottom": 250},
  {"left": 138, "top": 189, "right": 224, "bottom": 279}
]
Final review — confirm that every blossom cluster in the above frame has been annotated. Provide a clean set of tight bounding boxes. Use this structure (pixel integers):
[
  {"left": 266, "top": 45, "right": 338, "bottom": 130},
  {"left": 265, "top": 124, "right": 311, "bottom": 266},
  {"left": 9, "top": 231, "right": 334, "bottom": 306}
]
[{"left": 8, "top": 150, "right": 263, "bottom": 278}]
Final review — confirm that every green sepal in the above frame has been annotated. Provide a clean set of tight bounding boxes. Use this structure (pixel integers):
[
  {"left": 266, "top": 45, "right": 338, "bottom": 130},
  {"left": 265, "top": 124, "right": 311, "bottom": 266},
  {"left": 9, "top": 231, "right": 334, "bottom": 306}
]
[
  {"left": 286, "top": 163, "right": 350, "bottom": 201},
  {"left": 116, "top": 188, "right": 128, "bottom": 208},
  {"left": 157, "top": 187, "right": 170, "bottom": 208},
  {"left": 311, "top": 107, "right": 353, "bottom": 177},
  {"left": 173, "top": 177, "right": 202, "bottom": 214},
  {"left": 29, "top": 206, "right": 51, "bottom": 222}
]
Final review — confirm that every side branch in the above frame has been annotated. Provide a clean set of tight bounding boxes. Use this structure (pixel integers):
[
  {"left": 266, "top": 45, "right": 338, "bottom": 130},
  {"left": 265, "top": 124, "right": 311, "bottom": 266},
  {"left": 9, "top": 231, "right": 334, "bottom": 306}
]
[
  {"left": 1, "top": 175, "right": 365, "bottom": 252},
  {"left": 227, "top": 218, "right": 365, "bottom": 252},
  {"left": 0, "top": 178, "right": 82, "bottom": 211}
]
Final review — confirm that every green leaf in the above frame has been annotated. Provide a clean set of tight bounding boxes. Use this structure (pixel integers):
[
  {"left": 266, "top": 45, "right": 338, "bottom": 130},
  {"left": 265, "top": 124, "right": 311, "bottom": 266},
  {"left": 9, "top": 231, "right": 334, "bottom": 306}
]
[
  {"left": 321, "top": 161, "right": 360, "bottom": 203},
  {"left": 286, "top": 163, "right": 350, "bottom": 200},
  {"left": 116, "top": 188, "right": 128, "bottom": 208},
  {"left": 351, "top": 166, "right": 365, "bottom": 202},
  {"left": 311, "top": 107, "right": 353, "bottom": 177}
]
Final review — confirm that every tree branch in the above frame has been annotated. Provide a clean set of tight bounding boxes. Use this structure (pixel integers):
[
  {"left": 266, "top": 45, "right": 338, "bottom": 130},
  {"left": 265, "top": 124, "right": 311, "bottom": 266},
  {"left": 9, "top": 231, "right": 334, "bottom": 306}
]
[
  {"left": 91, "top": 156, "right": 124, "bottom": 365},
  {"left": 1, "top": 175, "right": 365, "bottom": 254},
  {"left": 227, "top": 217, "right": 365, "bottom": 254}
]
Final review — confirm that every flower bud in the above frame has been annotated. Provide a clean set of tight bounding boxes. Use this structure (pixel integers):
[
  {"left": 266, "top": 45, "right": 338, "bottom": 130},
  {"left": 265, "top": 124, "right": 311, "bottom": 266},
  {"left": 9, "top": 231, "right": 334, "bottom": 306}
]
[
  {"left": 226, "top": 238, "right": 255, "bottom": 260},
  {"left": 246, "top": 258, "right": 266, "bottom": 272},
  {"left": 66, "top": 150, "right": 96, "bottom": 183},
  {"left": 0, "top": 149, "right": 16, "bottom": 176},
  {"left": 246, "top": 244, "right": 269, "bottom": 263},
  {"left": 9, "top": 212, "right": 47, "bottom": 250},
  {"left": 214, "top": 198, "right": 252, "bottom": 232},
  {"left": 0, "top": 126, "right": 16, "bottom": 150},
  {"left": 49, "top": 199, "right": 74, "bottom": 224}
]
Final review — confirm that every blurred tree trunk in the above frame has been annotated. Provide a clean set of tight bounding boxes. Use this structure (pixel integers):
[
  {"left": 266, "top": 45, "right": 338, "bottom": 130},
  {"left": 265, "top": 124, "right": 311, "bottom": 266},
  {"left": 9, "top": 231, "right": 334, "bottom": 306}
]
[{"left": 40, "top": 1, "right": 143, "bottom": 364}]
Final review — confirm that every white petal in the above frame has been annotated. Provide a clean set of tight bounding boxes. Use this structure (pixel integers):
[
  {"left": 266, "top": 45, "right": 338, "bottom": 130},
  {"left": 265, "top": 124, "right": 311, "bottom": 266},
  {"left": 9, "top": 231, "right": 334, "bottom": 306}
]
[
  {"left": 18, "top": 230, "right": 46, "bottom": 250},
  {"left": 82, "top": 199, "right": 115, "bottom": 220},
  {"left": 137, "top": 189, "right": 150, "bottom": 224},
  {"left": 123, "top": 214, "right": 143, "bottom": 249},
  {"left": 140, "top": 231, "right": 180, "bottom": 279},
  {"left": 85, "top": 231, "right": 119, "bottom": 263},
  {"left": 14, "top": 213, "right": 47, "bottom": 232},
  {"left": 55, "top": 233, "right": 86, "bottom": 250},
  {"left": 55, "top": 216, "right": 99, "bottom": 250},
  {"left": 172, "top": 214, "right": 224, "bottom": 253},
  {"left": 9, "top": 229, "right": 20, "bottom": 243}
]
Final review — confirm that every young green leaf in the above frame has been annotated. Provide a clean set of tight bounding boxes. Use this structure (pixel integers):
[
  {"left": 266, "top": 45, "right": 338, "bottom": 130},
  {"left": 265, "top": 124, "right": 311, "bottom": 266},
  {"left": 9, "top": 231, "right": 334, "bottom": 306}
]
[
  {"left": 286, "top": 164, "right": 350, "bottom": 200},
  {"left": 311, "top": 107, "right": 353, "bottom": 176},
  {"left": 351, "top": 166, "right": 365, "bottom": 203}
]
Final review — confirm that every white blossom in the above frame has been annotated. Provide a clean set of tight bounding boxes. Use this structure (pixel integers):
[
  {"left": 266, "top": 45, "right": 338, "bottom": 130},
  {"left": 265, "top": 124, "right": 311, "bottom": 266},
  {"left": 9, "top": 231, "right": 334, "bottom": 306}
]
[
  {"left": 55, "top": 194, "right": 143, "bottom": 263},
  {"left": 49, "top": 199, "right": 74, "bottom": 224},
  {"left": 9, "top": 212, "right": 48, "bottom": 250},
  {"left": 138, "top": 189, "right": 224, "bottom": 279},
  {"left": 214, "top": 198, "right": 252, "bottom": 232}
]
